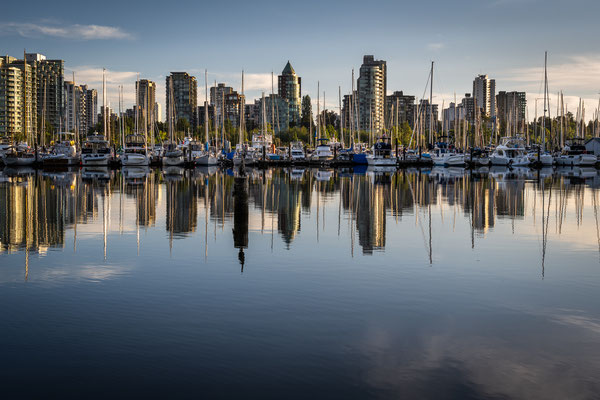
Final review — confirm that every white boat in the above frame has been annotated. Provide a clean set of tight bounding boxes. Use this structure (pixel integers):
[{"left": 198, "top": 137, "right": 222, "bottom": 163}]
[
  {"left": 367, "top": 137, "right": 396, "bottom": 167},
  {"left": 162, "top": 142, "right": 185, "bottom": 166},
  {"left": 2, "top": 145, "right": 37, "bottom": 166},
  {"left": 311, "top": 138, "right": 333, "bottom": 162},
  {"left": 121, "top": 134, "right": 149, "bottom": 166},
  {"left": 430, "top": 140, "right": 465, "bottom": 167},
  {"left": 44, "top": 132, "right": 80, "bottom": 166},
  {"left": 556, "top": 139, "right": 597, "bottom": 166},
  {"left": 81, "top": 133, "right": 113, "bottom": 166},
  {"left": 526, "top": 149, "right": 554, "bottom": 166},
  {"left": 490, "top": 136, "right": 529, "bottom": 166}
]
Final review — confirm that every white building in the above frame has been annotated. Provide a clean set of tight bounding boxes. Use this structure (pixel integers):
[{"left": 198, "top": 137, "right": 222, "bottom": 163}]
[{"left": 473, "top": 74, "right": 496, "bottom": 118}]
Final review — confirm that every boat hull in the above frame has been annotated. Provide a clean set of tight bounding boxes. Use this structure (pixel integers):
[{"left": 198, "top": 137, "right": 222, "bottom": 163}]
[{"left": 122, "top": 154, "right": 149, "bottom": 166}]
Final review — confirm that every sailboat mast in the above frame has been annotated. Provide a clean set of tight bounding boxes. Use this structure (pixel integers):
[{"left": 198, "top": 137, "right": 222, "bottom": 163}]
[
  {"left": 205, "top": 70, "right": 209, "bottom": 147},
  {"left": 338, "top": 86, "right": 342, "bottom": 146},
  {"left": 239, "top": 70, "right": 244, "bottom": 147},
  {"left": 429, "top": 61, "right": 434, "bottom": 145},
  {"left": 317, "top": 81, "right": 320, "bottom": 139},
  {"left": 542, "top": 51, "right": 547, "bottom": 152},
  {"left": 103, "top": 69, "right": 106, "bottom": 140}
]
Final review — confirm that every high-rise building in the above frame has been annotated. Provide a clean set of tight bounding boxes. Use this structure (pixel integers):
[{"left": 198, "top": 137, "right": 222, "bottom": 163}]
[
  {"left": 496, "top": 91, "right": 526, "bottom": 133},
  {"left": 442, "top": 102, "right": 467, "bottom": 132},
  {"left": 224, "top": 91, "right": 244, "bottom": 129},
  {"left": 357, "top": 55, "right": 386, "bottom": 133},
  {"left": 136, "top": 79, "right": 156, "bottom": 125},
  {"left": 473, "top": 74, "right": 496, "bottom": 117},
  {"left": 386, "top": 91, "right": 416, "bottom": 129},
  {"left": 26, "top": 53, "right": 64, "bottom": 133},
  {"left": 166, "top": 72, "right": 197, "bottom": 129},
  {"left": 418, "top": 99, "right": 438, "bottom": 135},
  {"left": 64, "top": 81, "right": 87, "bottom": 135},
  {"left": 342, "top": 91, "right": 357, "bottom": 131},
  {"left": 254, "top": 94, "right": 289, "bottom": 135},
  {"left": 461, "top": 93, "right": 476, "bottom": 125},
  {"left": 278, "top": 61, "right": 301, "bottom": 126},
  {"left": 210, "top": 83, "right": 233, "bottom": 122},
  {"left": 154, "top": 103, "right": 162, "bottom": 123},
  {"left": 0, "top": 56, "right": 37, "bottom": 139},
  {"left": 82, "top": 85, "right": 97, "bottom": 134}
]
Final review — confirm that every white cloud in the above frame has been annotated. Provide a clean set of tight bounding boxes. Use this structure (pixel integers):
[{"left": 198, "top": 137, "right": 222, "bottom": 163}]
[
  {"left": 0, "top": 22, "right": 133, "bottom": 40},
  {"left": 427, "top": 42, "right": 444, "bottom": 51},
  {"left": 67, "top": 66, "right": 140, "bottom": 110}
]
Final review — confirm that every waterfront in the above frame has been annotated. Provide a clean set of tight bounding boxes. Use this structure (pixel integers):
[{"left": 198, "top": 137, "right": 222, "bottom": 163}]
[{"left": 1, "top": 166, "right": 600, "bottom": 399}]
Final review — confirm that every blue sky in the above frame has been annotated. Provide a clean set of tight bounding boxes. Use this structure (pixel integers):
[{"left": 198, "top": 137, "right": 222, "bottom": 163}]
[{"left": 2, "top": 0, "right": 600, "bottom": 120}]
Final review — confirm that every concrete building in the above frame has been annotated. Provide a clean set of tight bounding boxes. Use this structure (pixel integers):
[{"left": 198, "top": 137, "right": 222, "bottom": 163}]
[
  {"left": 253, "top": 94, "right": 289, "bottom": 135},
  {"left": 386, "top": 91, "right": 415, "bottom": 129},
  {"left": 166, "top": 72, "right": 197, "bottom": 129},
  {"left": 278, "top": 61, "right": 301, "bottom": 126},
  {"left": 442, "top": 102, "right": 467, "bottom": 132},
  {"left": 473, "top": 75, "right": 496, "bottom": 118},
  {"left": 136, "top": 79, "right": 157, "bottom": 126},
  {"left": 342, "top": 91, "right": 357, "bottom": 131},
  {"left": 461, "top": 93, "right": 476, "bottom": 125},
  {"left": 418, "top": 99, "right": 439, "bottom": 136},
  {"left": 154, "top": 103, "right": 162, "bottom": 123},
  {"left": 82, "top": 85, "right": 97, "bottom": 134},
  {"left": 0, "top": 56, "right": 37, "bottom": 139},
  {"left": 357, "top": 55, "right": 386, "bottom": 133},
  {"left": 210, "top": 83, "right": 233, "bottom": 120},
  {"left": 64, "top": 81, "right": 87, "bottom": 135},
  {"left": 496, "top": 91, "right": 526, "bottom": 134},
  {"left": 25, "top": 53, "right": 64, "bottom": 133}
]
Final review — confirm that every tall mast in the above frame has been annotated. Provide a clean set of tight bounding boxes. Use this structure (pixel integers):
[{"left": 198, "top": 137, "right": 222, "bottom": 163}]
[
  {"left": 271, "top": 71, "right": 275, "bottom": 136},
  {"left": 338, "top": 86, "right": 342, "bottom": 146},
  {"left": 429, "top": 61, "right": 434, "bottom": 145},
  {"left": 205, "top": 70, "right": 209, "bottom": 146},
  {"left": 135, "top": 74, "right": 139, "bottom": 136},
  {"left": 239, "top": 70, "right": 244, "bottom": 147},
  {"left": 103, "top": 68, "right": 106, "bottom": 139},
  {"left": 317, "top": 81, "right": 320, "bottom": 139},
  {"left": 73, "top": 71, "right": 79, "bottom": 146},
  {"left": 23, "top": 49, "right": 27, "bottom": 145},
  {"left": 542, "top": 51, "right": 547, "bottom": 151}
]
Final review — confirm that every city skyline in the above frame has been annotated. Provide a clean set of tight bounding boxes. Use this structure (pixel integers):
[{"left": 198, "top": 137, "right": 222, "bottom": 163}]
[{"left": 2, "top": 0, "right": 600, "bottom": 122}]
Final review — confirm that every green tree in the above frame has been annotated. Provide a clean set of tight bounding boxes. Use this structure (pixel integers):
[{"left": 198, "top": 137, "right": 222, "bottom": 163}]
[
  {"left": 300, "top": 95, "right": 312, "bottom": 129},
  {"left": 176, "top": 118, "right": 190, "bottom": 134}
]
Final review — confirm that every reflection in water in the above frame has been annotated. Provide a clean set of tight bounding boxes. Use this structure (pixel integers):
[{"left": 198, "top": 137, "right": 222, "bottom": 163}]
[
  {"left": 233, "top": 171, "right": 248, "bottom": 270},
  {"left": 1, "top": 166, "right": 599, "bottom": 265},
  {"left": 2, "top": 165, "right": 600, "bottom": 399}
]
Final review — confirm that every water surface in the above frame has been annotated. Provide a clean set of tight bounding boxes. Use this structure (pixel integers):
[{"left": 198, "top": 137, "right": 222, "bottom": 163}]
[{"left": 1, "top": 165, "right": 599, "bottom": 399}]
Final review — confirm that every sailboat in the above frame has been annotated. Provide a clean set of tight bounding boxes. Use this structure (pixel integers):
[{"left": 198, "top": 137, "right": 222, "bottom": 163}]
[
  {"left": 197, "top": 70, "right": 218, "bottom": 166},
  {"left": 82, "top": 69, "right": 113, "bottom": 166},
  {"left": 122, "top": 77, "right": 149, "bottom": 166},
  {"left": 527, "top": 52, "right": 554, "bottom": 166},
  {"left": 233, "top": 70, "right": 246, "bottom": 166}
]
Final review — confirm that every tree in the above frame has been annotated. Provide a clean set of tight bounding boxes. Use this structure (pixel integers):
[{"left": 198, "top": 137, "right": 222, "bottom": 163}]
[
  {"left": 300, "top": 95, "right": 312, "bottom": 129},
  {"left": 176, "top": 118, "right": 190, "bottom": 134}
]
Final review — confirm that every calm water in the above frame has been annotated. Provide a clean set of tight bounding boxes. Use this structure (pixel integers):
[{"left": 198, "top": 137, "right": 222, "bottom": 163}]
[{"left": 1, "top": 165, "right": 600, "bottom": 399}]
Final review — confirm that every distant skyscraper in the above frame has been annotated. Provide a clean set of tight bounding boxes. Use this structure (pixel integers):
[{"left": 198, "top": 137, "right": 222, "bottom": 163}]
[
  {"left": 386, "top": 91, "right": 416, "bottom": 129},
  {"left": 473, "top": 74, "right": 496, "bottom": 118},
  {"left": 64, "top": 81, "right": 86, "bottom": 135},
  {"left": 357, "top": 55, "right": 387, "bottom": 133},
  {"left": 26, "top": 53, "right": 64, "bottom": 132},
  {"left": 0, "top": 56, "right": 36, "bottom": 138},
  {"left": 136, "top": 79, "right": 157, "bottom": 125},
  {"left": 278, "top": 61, "right": 301, "bottom": 126},
  {"left": 154, "top": 103, "right": 162, "bottom": 123},
  {"left": 254, "top": 94, "right": 289, "bottom": 135},
  {"left": 83, "top": 85, "right": 97, "bottom": 134},
  {"left": 166, "top": 72, "right": 197, "bottom": 129},
  {"left": 496, "top": 91, "right": 526, "bottom": 133}
]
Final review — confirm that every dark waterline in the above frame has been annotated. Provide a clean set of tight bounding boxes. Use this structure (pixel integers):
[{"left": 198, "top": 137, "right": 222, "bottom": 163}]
[{"left": 1, "top": 166, "right": 600, "bottom": 399}]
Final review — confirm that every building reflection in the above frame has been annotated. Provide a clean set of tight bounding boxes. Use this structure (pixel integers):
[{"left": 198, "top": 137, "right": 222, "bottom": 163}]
[
  {"left": 0, "top": 166, "right": 596, "bottom": 260},
  {"left": 232, "top": 172, "right": 249, "bottom": 270}
]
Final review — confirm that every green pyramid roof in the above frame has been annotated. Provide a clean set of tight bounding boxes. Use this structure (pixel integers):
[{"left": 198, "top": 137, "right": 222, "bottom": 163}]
[{"left": 282, "top": 61, "right": 295, "bottom": 75}]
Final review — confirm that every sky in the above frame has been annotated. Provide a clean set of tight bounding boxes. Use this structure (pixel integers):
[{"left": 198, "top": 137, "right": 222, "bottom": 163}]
[{"left": 2, "top": 0, "right": 600, "bottom": 121}]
